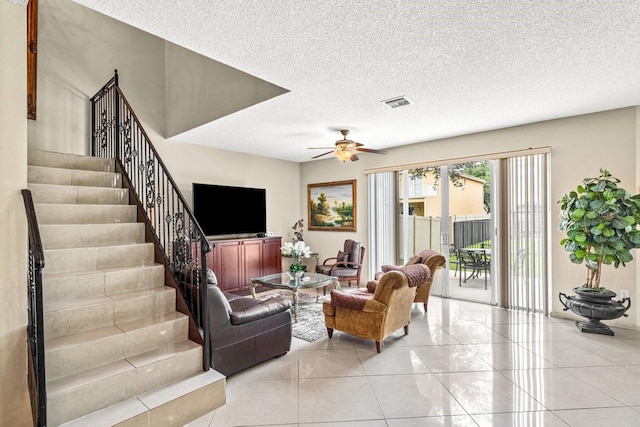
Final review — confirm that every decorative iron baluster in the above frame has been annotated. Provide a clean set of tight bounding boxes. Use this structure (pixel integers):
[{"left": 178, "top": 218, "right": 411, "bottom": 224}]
[
  {"left": 22, "top": 189, "right": 46, "bottom": 427},
  {"left": 144, "top": 158, "right": 156, "bottom": 209},
  {"left": 121, "top": 117, "right": 135, "bottom": 164},
  {"left": 93, "top": 109, "right": 115, "bottom": 155},
  {"left": 90, "top": 70, "right": 211, "bottom": 370}
]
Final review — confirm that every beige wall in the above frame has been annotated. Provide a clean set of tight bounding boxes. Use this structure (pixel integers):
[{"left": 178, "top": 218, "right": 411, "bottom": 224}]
[
  {"left": 301, "top": 107, "right": 639, "bottom": 327},
  {"left": 29, "top": 0, "right": 166, "bottom": 154},
  {"left": 0, "top": 1, "right": 31, "bottom": 425},
  {"left": 151, "top": 139, "right": 301, "bottom": 240},
  {"left": 29, "top": 0, "right": 301, "bottom": 240},
  {"left": 448, "top": 177, "right": 485, "bottom": 216},
  {"left": 399, "top": 172, "right": 486, "bottom": 216},
  {"left": 164, "top": 42, "right": 288, "bottom": 138},
  {"left": 426, "top": 176, "right": 485, "bottom": 217}
]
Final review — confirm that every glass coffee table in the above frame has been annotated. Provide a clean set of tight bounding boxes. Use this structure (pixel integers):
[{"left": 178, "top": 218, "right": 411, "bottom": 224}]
[{"left": 250, "top": 272, "right": 339, "bottom": 322}]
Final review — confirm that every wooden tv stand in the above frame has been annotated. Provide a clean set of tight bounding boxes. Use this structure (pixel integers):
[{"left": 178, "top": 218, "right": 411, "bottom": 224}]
[{"left": 207, "top": 236, "right": 282, "bottom": 294}]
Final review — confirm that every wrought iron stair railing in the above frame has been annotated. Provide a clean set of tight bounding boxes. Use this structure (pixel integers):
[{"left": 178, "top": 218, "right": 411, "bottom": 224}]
[
  {"left": 22, "top": 189, "right": 46, "bottom": 427},
  {"left": 90, "top": 70, "right": 211, "bottom": 369}
]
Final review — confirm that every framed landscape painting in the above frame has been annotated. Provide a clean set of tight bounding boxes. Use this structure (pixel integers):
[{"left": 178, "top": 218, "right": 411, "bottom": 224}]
[{"left": 308, "top": 180, "right": 356, "bottom": 231}]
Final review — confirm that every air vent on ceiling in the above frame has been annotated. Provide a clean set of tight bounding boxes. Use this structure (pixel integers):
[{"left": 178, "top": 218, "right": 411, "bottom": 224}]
[{"left": 382, "top": 96, "right": 412, "bottom": 109}]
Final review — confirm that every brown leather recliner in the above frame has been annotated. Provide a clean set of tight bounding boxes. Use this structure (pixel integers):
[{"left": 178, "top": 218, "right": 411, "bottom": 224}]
[
  {"left": 206, "top": 270, "right": 292, "bottom": 376},
  {"left": 323, "top": 264, "right": 430, "bottom": 352},
  {"left": 369, "top": 249, "right": 446, "bottom": 311}
]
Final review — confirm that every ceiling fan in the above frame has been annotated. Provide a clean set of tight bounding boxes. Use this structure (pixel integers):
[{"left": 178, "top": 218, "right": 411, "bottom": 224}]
[{"left": 309, "top": 129, "right": 387, "bottom": 162}]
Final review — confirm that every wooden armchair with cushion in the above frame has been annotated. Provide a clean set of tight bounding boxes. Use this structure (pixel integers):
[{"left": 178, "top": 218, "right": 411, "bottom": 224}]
[
  {"left": 323, "top": 264, "right": 430, "bottom": 352},
  {"left": 315, "top": 239, "right": 365, "bottom": 288},
  {"left": 369, "top": 249, "right": 446, "bottom": 311}
]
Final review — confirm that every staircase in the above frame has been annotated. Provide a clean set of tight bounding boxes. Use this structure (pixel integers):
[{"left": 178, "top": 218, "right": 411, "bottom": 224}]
[{"left": 27, "top": 149, "right": 225, "bottom": 426}]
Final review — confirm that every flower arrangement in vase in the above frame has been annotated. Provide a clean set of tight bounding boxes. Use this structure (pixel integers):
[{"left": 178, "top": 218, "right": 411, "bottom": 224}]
[{"left": 281, "top": 241, "right": 311, "bottom": 279}]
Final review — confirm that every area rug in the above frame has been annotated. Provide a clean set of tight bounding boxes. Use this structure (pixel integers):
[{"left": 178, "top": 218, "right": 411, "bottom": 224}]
[{"left": 259, "top": 291, "right": 328, "bottom": 342}]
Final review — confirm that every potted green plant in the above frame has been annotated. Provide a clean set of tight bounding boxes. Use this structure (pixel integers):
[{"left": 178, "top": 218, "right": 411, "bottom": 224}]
[{"left": 558, "top": 168, "right": 639, "bottom": 335}]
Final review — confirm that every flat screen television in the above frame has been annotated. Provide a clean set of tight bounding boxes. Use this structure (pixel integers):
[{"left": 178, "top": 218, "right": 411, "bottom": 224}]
[{"left": 192, "top": 183, "right": 267, "bottom": 237}]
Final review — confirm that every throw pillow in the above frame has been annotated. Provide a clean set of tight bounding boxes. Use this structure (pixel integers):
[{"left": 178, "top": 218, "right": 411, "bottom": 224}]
[
  {"left": 406, "top": 255, "right": 423, "bottom": 266},
  {"left": 381, "top": 264, "right": 402, "bottom": 273},
  {"left": 337, "top": 250, "right": 349, "bottom": 264}
]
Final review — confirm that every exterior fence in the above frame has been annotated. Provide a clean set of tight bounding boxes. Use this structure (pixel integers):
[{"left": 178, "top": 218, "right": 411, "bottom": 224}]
[{"left": 399, "top": 214, "right": 491, "bottom": 261}]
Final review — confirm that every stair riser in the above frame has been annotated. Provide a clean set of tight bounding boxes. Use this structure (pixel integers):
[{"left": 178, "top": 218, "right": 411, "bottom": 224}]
[
  {"left": 44, "top": 265, "right": 166, "bottom": 305},
  {"left": 29, "top": 149, "right": 115, "bottom": 172},
  {"left": 123, "top": 316, "right": 189, "bottom": 357},
  {"left": 28, "top": 183, "right": 129, "bottom": 205},
  {"left": 45, "top": 300, "right": 115, "bottom": 339},
  {"left": 46, "top": 332, "right": 124, "bottom": 382},
  {"left": 48, "top": 369, "right": 136, "bottom": 426},
  {"left": 46, "top": 288, "right": 176, "bottom": 339},
  {"left": 35, "top": 204, "right": 137, "bottom": 225},
  {"left": 44, "top": 244, "right": 154, "bottom": 274},
  {"left": 143, "top": 375, "right": 226, "bottom": 427},
  {"left": 135, "top": 345, "right": 202, "bottom": 394},
  {"left": 40, "top": 223, "right": 145, "bottom": 250},
  {"left": 97, "top": 244, "right": 155, "bottom": 270},
  {"left": 28, "top": 165, "right": 122, "bottom": 188},
  {"left": 43, "top": 271, "right": 105, "bottom": 305},
  {"left": 57, "top": 371, "right": 225, "bottom": 427},
  {"left": 105, "top": 265, "right": 166, "bottom": 295},
  {"left": 114, "top": 288, "right": 176, "bottom": 324}
]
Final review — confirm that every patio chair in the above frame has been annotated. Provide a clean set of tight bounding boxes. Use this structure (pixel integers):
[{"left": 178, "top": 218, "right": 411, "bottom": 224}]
[{"left": 458, "top": 248, "right": 490, "bottom": 290}]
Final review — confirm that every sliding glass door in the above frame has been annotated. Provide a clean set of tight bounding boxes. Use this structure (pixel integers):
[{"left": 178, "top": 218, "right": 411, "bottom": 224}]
[
  {"left": 369, "top": 149, "right": 549, "bottom": 312},
  {"left": 398, "top": 161, "right": 495, "bottom": 305}
]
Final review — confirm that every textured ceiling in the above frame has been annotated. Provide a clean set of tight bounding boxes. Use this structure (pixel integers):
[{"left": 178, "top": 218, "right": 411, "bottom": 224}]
[{"left": 74, "top": 0, "right": 640, "bottom": 163}]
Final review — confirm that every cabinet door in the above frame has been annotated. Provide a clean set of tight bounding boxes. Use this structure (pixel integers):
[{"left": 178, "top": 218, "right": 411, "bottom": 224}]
[
  {"left": 262, "top": 237, "right": 282, "bottom": 275},
  {"left": 211, "top": 241, "right": 243, "bottom": 293},
  {"left": 242, "top": 240, "right": 263, "bottom": 289}
]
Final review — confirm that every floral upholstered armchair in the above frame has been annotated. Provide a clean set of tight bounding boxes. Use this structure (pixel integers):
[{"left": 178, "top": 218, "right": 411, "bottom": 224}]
[
  {"left": 322, "top": 264, "right": 430, "bottom": 352},
  {"left": 369, "top": 249, "right": 446, "bottom": 311}
]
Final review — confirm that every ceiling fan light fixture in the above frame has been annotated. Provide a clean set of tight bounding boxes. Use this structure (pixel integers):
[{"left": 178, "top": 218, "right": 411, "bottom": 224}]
[
  {"left": 335, "top": 148, "right": 353, "bottom": 162},
  {"left": 308, "top": 129, "right": 386, "bottom": 161}
]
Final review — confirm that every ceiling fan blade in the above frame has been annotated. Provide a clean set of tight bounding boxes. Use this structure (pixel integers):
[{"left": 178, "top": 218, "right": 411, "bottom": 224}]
[
  {"left": 311, "top": 150, "right": 335, "bottom": 159},
  {"left": 349, "top": 154, "right": 359, "bottom": 161},
  {"left": 355, "top": 147, "right": 388, "bottom": 155},
  {"left": 308, "top": 147, "right": 336, "bottom": 150}
]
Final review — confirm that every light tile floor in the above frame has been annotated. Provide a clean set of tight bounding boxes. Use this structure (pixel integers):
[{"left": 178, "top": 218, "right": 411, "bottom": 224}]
[{"left": 186, "top": 295, "right": 640, "bottom": 427}]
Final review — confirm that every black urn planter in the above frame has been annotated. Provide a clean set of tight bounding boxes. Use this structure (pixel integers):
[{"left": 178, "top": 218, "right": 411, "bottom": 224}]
[{"left": 559, "top": 288, "right": 631, "bottom": 336}]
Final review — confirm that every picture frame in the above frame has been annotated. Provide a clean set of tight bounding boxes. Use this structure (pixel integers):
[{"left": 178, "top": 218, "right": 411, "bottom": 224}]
[{"left": 307, "top": 180, "right": 356, "bottom": 231}]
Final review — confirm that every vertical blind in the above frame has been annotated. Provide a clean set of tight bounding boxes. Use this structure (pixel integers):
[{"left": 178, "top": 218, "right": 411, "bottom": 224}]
[
  {"left": 368, "top": 172, "right": 397, "bottom": 279},
  {"left": 500, "top": 154, "right": 549, "bottom": 314}
]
